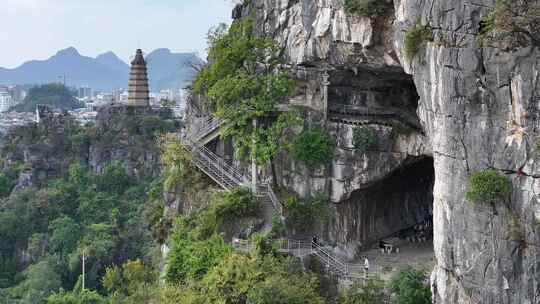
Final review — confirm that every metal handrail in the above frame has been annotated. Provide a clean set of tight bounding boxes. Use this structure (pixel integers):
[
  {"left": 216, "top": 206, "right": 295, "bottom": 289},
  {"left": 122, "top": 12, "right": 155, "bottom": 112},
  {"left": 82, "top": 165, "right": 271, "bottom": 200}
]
[
  {"left": 184, "top": 109, "right": 285, "bottom": 222},
  {"left": 196, "top": 145, "right": 245, "bottom": 184},
  {"left": 233, "top": 238, "right": 369, "bottom": 280},
  {"left": 260, "top": 183, "right": 283, "bottom": 216},
  {"left": 190, "top": 115, "right": 225, "bottom": 142},
  {"left": 311, "top": 241, "right": 349, "bottom": 275},
  {"left": 188, "top": 109, "right": 238, "bottom": 143}
]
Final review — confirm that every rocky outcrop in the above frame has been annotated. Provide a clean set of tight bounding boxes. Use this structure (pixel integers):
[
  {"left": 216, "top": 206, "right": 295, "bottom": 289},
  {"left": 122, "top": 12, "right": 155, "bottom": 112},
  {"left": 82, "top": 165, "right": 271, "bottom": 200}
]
[
  {"left": 90, "top": 105, "right": 175, "bottom": 180},
  {"left": 0, "top": 105, "right": 178, "bottom": 191},
  {"left": 228, "top": 0, "right": 540, "bottom": 303}
]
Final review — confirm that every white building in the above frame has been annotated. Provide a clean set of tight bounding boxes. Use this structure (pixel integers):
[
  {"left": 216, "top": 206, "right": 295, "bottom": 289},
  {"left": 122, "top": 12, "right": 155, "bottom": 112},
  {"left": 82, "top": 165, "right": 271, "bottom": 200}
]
[
  {"left": 78, "top": 86, "right": 92, "bottom": 99},
  {"left": 0, "top": 92, "right": 15, "bottom": 112}
]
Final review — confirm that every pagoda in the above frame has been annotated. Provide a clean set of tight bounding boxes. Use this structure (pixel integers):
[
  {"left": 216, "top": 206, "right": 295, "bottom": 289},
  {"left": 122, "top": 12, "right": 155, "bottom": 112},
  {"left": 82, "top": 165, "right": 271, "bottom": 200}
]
[{"left": 127, "top": 49, "right": 150, "bottom": 106}]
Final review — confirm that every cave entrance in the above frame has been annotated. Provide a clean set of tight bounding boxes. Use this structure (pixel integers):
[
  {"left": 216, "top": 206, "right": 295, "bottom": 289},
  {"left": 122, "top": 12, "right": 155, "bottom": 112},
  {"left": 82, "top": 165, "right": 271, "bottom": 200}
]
[
  {"left": 335, "top": 156, "right": 435, "bottom": 262},
  {"left": 327, "top": 66, "right": 420, "bottom": 127}
]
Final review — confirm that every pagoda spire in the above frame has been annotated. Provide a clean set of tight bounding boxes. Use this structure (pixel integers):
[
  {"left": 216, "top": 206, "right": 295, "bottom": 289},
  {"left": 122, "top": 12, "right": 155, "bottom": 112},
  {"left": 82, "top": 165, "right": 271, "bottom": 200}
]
[{"left": 127, "top": 49, "right": 150, "bottom": 106}]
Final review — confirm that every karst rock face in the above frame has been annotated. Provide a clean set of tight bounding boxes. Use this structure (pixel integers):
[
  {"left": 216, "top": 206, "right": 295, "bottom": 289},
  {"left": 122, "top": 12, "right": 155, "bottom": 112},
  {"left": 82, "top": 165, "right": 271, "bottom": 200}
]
[{"left": 236, "top": 0, "right": 540, "bottom": 302}]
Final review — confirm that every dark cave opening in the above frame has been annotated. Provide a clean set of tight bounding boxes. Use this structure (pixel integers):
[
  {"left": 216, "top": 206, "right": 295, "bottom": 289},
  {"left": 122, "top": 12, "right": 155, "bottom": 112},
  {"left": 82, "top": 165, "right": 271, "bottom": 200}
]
[
  {"left": 328, "top": 67, "right": 419, "bottom": 112},
  {"left": 334, "top": 156, "right": 434, "bottom": 249},
  {"left": 327, "top": 67, "right": 422, "bottom": 131}
]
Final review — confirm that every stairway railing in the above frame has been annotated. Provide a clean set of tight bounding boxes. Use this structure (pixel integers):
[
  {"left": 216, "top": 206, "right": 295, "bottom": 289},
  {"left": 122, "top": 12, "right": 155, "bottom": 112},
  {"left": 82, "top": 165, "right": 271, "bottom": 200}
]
[
  {"left": 232, "top": 238, "right": 365, "bottom": 280},
  {"left": 184, "top": 107, "right": 284, "bottom": 220},
  {"left": 185, "top": 144, "right": 244, "bottom": 190},
  {"left": 190, "top": 115, "right": 225, "bottom": 142},
  {"left": 265, "top": 183, "right": 283, "bottom": 216}
]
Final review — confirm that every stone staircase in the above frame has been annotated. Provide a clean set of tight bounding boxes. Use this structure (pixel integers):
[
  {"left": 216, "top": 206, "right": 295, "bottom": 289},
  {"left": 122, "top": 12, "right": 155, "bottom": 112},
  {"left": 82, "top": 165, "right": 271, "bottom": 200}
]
[
  {"left": 184, "top": 111, "right": 371, "bottom": 282},
  {"left": 233, "top": 238, "right": 369, "bottom": 281},
  {"left": 184, "top": 143, "right": 245, "bottom": 190},
  {"left": 183, "top": 110, "right": 283, "bottom": 228}
]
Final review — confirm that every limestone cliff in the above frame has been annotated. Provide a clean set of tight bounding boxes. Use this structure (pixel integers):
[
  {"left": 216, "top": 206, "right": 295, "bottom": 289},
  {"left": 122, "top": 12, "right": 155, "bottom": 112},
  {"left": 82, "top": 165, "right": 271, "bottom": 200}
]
[
  {"left": 226, "top": 0, "right": 540, "bottom": 303},
  {"left": 0, "top": 105, "right": 177, "bottom": 191}
]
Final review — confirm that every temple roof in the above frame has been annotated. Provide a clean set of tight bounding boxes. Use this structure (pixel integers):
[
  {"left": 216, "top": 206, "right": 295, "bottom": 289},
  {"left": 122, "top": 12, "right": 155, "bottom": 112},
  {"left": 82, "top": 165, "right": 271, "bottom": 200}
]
[{"left": 131, "top": 49, "right": 146, "bottom": 65}]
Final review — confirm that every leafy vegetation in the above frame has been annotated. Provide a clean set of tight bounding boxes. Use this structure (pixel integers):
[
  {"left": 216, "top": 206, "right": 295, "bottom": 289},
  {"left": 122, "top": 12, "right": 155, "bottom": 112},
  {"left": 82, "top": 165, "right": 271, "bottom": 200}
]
[
  {"left": 0, "top": 163, "right": 157, "bottom": 302},
  {"left": 13, "top": 83, "right": 83, "bottom": 112},
  {"left": 404, "top": 21, "right": 433, "bottom": 61},
  {"left": 340, "top": 277, "right": 386, "bottom": 304},
  {"left": 0, "top": 109, "right": 177, "bottom": 302},
  {"left": 466, "top": 169, "right": 512, "bottom": 204},
  {"left": 193, "top": 17, "right": 300, "bottom": 165},
  {"left": 213, "top": 187, "right": 260, "bottom": 222},
  {"left": 478, "top": 0, "right": 540, "bottom": 48},
  {"left": 162, "top": 193, "right": 326, "bottom": 304},
  {"left": 344, "top": 0, "right": 390, "bottom": 17},
  {"left": 389, "top": 267, "right": 431, "bottom": 304},
  {"left": 165, "top": 187, "right": 261, "bottom": 284},
  {"left": 159, "top": 134, "right": 204, "bottom": 193},
  {"left": 282, "top": 193, "right": 330, "bottom": 232},
  {"left": 290, "top": 127, "right": 334, "bottom": 168},
  {"left": 353, "top": 127, "right": 377, "bottom": 153}
]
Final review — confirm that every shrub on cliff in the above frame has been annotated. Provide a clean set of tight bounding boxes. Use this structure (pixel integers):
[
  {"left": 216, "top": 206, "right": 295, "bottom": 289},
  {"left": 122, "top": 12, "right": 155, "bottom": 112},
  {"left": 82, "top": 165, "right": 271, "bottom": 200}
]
[
  {"left": 478, "top": 0, "right": 540, "bottom": 48},
  {"left": 290, "top": 127, "right": 334, "bottom": 168},
  {"left": 159, "top": 134, "right": 204, "bottom": 194},
  {"left": 213, "top": 187, "right": 260, "bottom": 223},
  {"left": 340, "top": 277, "right": 386, "bottom": 304},
  {"left": 466, "top": 169, "right": 512, "bottom": 203},
  {"left": 283, "top": 193, "right": 330, "bottom": 232},
  {"left": 344, "top": 0, "right": 390, "bottom": 17},
  {"left": 389, "top": 267, "right": 431, "bottom": 304},
  {"left": 404, "top": 21, "right": 433, "bottom": 61},
  {"left": 353, "top": 127, "right": 377, "bottom": 153}
]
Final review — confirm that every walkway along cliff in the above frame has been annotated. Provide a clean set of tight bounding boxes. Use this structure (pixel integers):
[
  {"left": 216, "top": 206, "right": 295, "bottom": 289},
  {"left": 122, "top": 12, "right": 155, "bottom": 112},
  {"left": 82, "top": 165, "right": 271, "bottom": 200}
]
[{"left": 183, "top": 1, "right": 540, "bottom": 303}]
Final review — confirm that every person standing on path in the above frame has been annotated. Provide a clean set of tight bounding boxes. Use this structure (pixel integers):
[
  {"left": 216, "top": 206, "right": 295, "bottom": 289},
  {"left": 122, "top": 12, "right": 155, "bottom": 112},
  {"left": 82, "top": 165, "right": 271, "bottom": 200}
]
[{"left": 363, "top": 256, "right": 370, "bottom": 279}]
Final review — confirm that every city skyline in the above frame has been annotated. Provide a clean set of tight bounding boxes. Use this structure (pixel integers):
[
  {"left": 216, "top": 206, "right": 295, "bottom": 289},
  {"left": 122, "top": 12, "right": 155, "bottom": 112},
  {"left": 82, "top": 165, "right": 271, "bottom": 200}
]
[{"left": 0, "top": 0, "right": 235, "bottom": 68}]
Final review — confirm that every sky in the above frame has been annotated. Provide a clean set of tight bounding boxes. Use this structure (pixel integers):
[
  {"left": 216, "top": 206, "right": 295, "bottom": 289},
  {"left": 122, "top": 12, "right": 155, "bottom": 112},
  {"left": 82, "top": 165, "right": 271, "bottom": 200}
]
[{"left": 0, "top": 0, "right": 236, "bottom": 68}]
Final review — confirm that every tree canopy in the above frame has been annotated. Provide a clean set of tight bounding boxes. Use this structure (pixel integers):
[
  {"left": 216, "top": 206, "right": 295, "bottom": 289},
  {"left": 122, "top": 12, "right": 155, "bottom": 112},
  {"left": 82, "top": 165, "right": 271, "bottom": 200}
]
[
  {"left": 13, "top": 83, "right": 83, "bottom": 112},
  {"left": 193, "top": 17, "right": 299, "bottom": 164}
]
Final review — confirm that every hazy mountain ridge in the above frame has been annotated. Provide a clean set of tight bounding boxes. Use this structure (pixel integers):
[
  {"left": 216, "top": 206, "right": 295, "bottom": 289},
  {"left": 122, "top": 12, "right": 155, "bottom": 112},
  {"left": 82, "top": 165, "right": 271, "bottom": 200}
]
[{"left": 0, "top": 47, "right": 202, "bottom": 91}]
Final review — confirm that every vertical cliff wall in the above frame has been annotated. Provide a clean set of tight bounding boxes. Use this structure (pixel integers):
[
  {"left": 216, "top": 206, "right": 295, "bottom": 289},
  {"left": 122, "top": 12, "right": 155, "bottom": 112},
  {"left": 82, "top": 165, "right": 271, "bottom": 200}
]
[
  {"left": 234, "top": 0, "right": 540, "bottom": 302},
  {"left": 394, "top": 1, "right": 540, "bottom": 303}
]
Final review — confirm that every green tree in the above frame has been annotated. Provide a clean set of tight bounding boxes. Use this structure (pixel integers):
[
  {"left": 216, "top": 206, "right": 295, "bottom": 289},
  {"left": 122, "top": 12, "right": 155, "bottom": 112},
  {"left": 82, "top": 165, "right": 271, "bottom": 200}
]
[
  {"left": 68, "top": 223, "right": 118, "bottom": 290},
  {"left": 283, "top": 193, "right": 330, "bottom": 232},
  {"left": 340, "top": 278, "right": 386, "bottom": 304},
  {"left": 102, "top": 260, "right": 157, "bottom": 303},
  {"left": 389, "top": 267, "right": 431, "bottom": 304},
  {"left": 289, "top": 127, "right": 334, "bottom": 168},
  {"left": 95, "top": 163, "right": 131, "bottom": 194},
  {"left": 248, "top": 274, "right": 325, "bottom": 304},
  {"left": 0, "top": 173, "right": 13, "bottom": 197},
  {"left": 196, "top": 254, "right": 325, "bottom": 304},
  {"left": 47, "top": 288, "right": 105, "bottom": 304},
  {"left": 194, "top": 18, "right": 299, "bottom": 165},
  {"left": 165, "top": 221, "right": 232, "bottom": 284},
  {"left": 213, "top": 187, "right": 260, "bottom": 222},
  {"left": 49, "top": 216, "right": 81, "bottom": 258},
  {"left": 159, "top": 134, "right": 204, "bottom": 193},
  {"left": 11, "top": 258, "right": 63, "bottom": 303},
  {"left": 14, "top": 83, "right": 82, "bottom": 112}
]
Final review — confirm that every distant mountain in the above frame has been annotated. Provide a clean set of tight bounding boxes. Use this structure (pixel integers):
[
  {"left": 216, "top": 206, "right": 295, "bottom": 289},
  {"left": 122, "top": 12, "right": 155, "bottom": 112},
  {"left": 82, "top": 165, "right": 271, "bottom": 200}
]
[
  {"left": 95, "top": 51, "right": 129, "bottom": 73},
  {"left": 0, "top": 47, "right": 202, "bottom": 91},
  {"left": 145, "top": 48, "right": 202, "bottom": 91}
]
